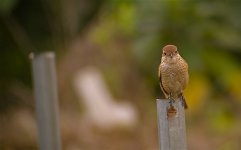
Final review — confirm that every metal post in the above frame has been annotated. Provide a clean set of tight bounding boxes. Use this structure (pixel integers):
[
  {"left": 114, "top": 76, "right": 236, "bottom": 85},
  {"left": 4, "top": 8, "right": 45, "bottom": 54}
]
[
  {"left": 31, "top": 52, "right": 62, "bottom": 150},
  {"left": 156, "top": 99, "right": 187, "bottom": 150}
]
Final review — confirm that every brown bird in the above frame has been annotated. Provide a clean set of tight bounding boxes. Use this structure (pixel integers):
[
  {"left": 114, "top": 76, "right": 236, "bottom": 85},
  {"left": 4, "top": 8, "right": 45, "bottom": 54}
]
[{"left": 158, "top": 45, "right": 189, "bottom": 109}]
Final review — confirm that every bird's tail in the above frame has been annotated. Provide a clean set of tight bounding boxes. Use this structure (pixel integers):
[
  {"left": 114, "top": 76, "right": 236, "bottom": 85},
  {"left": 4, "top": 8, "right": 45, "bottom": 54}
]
[{"left": 181, "top": 94, "right": 188, "bottom": 109}]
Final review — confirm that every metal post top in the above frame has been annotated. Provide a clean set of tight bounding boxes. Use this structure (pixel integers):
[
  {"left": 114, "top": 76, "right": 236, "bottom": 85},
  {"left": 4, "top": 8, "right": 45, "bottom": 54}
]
[
  {"left": 29, "top": 52, "right": 55, "bottom": 60},
  {"left": 156, "top": 98, "right": 187, "bottom": 150},
  {"left": 156, "top": 98, "right": 169, "bottom": 101},
  {"left": 156, "top": 98, "right": 182, "bottom": 102}
]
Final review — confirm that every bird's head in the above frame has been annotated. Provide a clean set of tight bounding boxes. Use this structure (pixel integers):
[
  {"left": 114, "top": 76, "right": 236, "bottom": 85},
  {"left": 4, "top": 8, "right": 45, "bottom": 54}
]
[{"left": 162, "top": 45, "right": 180, "bottom": 62}]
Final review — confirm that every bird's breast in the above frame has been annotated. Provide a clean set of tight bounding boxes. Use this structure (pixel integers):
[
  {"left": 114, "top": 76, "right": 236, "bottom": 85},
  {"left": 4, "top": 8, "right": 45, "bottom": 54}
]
[{"left": 161, "top": 61, "right": 186, "bottom": 96}]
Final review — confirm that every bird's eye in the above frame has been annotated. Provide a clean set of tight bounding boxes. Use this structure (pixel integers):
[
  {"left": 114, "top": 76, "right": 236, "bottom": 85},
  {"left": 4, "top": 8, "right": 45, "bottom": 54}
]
[
  {"left": 164, "top": 53, "right": 166, "bottom": 55},
  {"left": 175, "top": 51, "right": 178, "bottom": 53}
]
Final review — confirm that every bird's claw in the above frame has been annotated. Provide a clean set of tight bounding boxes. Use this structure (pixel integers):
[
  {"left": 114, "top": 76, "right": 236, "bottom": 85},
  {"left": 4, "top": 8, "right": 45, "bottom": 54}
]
[{"left": 168, "top": 98, "right": 175, "bottom": 107}]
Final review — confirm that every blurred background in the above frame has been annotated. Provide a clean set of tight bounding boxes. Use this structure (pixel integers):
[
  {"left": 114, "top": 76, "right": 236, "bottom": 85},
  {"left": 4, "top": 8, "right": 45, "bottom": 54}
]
[{"left": 1, "top": 0, "right": 241, "bottom": 149}]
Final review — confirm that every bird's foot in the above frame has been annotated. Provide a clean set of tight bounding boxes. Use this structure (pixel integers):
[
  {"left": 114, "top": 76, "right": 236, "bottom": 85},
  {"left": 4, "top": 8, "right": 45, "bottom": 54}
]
[
  {"left": 168, "top": 98, "right": 175, "bottom": 107},
  {"left": 167, "top": 98, "right": 177, "bottom": 118}
]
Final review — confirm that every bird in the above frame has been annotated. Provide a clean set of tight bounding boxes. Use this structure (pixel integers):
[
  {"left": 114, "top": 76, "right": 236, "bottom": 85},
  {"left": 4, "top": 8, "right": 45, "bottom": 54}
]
[{"left": 158, "top": 44, "right": 189, "bottom": 109}]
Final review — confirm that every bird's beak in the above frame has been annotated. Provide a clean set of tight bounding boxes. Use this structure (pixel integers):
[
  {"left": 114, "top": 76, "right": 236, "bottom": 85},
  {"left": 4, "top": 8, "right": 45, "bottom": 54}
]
[{"left": 170, "top": 54, "right": 173, "bottom": 58}]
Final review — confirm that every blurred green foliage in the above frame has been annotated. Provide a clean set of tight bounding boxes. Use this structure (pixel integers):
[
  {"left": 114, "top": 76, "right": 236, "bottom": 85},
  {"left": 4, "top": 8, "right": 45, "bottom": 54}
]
[
  {"left": 1, "top": 0, "right": 241, "bottom": 149},
  {"left": 0, "top": 0, "right": 103, "bottom": 112}
]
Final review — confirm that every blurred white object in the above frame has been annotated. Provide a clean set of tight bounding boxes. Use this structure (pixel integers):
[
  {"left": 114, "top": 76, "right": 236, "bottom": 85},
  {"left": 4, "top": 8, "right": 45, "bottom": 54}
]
[{"left": 73, "top": 67, "right": 138, "bottom": 129}]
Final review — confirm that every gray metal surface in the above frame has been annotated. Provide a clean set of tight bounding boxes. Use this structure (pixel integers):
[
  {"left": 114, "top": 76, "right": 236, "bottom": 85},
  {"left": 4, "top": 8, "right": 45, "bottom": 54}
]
[
  {"left": 156, "top": 99, "right": 187, "bottom": 150},
  {"left": 31, "top": 52, "right": 62, "bottom": 150}
]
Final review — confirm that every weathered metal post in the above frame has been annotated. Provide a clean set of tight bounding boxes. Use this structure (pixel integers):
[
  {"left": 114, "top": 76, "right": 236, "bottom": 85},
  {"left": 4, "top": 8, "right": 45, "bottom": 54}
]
[
  {"left": 156, "top": 99, "right": 187, "bottom": 150},
  {"left": 31, "top": 52, "right": 62, "bottom": 150}
]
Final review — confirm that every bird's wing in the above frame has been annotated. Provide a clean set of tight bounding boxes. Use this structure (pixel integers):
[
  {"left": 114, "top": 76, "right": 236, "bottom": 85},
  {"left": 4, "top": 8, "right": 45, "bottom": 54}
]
[
  {"left": 158, "top": 64, "right": 168, "bottom": 98},
  {"left": 181, "top": 59, "right": 189, "bottom": 89}
]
